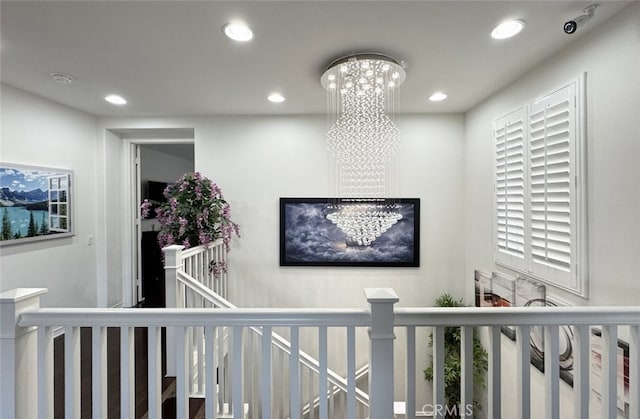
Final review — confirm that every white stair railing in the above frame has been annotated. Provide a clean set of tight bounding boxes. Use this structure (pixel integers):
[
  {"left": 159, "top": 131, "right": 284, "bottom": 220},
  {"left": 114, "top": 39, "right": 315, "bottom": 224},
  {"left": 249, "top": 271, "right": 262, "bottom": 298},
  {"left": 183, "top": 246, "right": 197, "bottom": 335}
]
[
  {"left": 164, "top": 244, "right": 371, "bottom": 418},
  {"left": 169, "top": 251, "right": 369, "bottom": 418},
  {"left": 396, "top": 307, "right": 640, "bottom": 419},
  {"left": 2, "top": 287, "right": 639, "bottom": 419}
]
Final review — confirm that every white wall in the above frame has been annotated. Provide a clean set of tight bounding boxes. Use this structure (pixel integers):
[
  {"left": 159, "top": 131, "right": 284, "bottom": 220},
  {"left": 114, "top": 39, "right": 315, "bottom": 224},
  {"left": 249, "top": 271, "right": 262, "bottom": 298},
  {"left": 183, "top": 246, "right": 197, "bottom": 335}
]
[
  {"left": 465, "top": 1, "right": 640, "bottom": 305},
  {"left": 464, "top": 3, "right": 640, "bottom": 417},
  {"left": 108, "top": 115, "right": 465, "bottom": 309},
  {"left": 98, "top": 113, "right": 466, "bottom": 403},
  {"left": 0, "top": 84, "right": 99, "bottom": 308},
  {"left": 98, "top": 130, "right": 124, "bottom": 307},
  {"left": 98, "top": 114, "right": 467, "bottom": 309}
]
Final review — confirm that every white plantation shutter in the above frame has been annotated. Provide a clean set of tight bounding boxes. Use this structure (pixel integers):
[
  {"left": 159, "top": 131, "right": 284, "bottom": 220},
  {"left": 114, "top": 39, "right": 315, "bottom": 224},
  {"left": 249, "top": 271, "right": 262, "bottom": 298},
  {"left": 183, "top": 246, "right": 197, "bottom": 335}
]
[
  {"left": 493, "top": 75, "right": 586, "bottom": 295},
  {"left": 494, "top": 108, "right": 527, "bottom": 271},
  {"left": 528, "top": 85, "right": 575, "bottom": 285}
]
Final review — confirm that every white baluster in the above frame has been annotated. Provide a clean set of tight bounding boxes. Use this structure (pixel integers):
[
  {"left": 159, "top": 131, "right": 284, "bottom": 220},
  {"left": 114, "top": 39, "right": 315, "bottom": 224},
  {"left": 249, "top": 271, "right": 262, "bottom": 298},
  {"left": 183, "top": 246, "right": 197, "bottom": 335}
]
[
  {"left": 65, "top": 326, "right": 81, "bottom": 419},
  {"left": 488, "top": 326, "right": 502, "bottom": 419},
  {"left": 262, "top": 326, "right": 273, "bottom": 419},
  {"left": 247, "top": 332, "right": 257, "bottom": 418},
  {"left": 120, "top": 327, "right": 135, "bottom": 419},
  {"left": 208, "top": 245, "right": 214, "bottom": 293},
  {"left": 148, "top": 326, "right": 162, "bottom": 419},
  {"left": 197, "top": 326, "right": 205, "bottom": 394},
  {"left": 92, "top": 326, "right": 107, "bottom": 419},
  {"left": 347, "top": 326, "right": 357, "bottom": 419},
  {"left": 188, "top": 327, "right": 195, "bottom": 394},
  {"left": 432, "top": 326, "right": 445, "bottom": 419},
  {"left": 309, "top": 354, "right": 315, "bottom": 419},
  {"left": 232, "top": 327, "right": 244, "bottom": 419},
  {"left": 38, "top": 326, "right": 54, "bottom": 419},
  {"left": 544, "top": 325, "right": 560, "bottom": 419},
  {"left": 405, "top": 326, "right": 416, "bottom": 419},
  {"left": 630, "top": 325, "right": 639, "bottom": 419},
  {"left": 176, "top": 326, "right": 190, "bottom": 419},
  {"left": 218, "top": 327, "right": 226, "bottom": 413},
  {"left": 329, "top": 384, "right": 335, "bottom": 417},
  {"left": 516, "top": 325, "right": 531, "bottom": 419},
  {"left": 601, "top": 325, "right": 618, "bottom": 419},
  {"left": 290, "top": 326, "right": 301, "bottom": 419},
  {"left": 205, "top": 325, "right": 217, "bottom": 419},
  {"left": 319, "top": 326, "right": 328, "bottom": 419},
  {"left": 460, "top": 325, "right": 473, "bottom": 419},
  {"left": 573, "top": 325, "right": 590, "bottom": 419}
]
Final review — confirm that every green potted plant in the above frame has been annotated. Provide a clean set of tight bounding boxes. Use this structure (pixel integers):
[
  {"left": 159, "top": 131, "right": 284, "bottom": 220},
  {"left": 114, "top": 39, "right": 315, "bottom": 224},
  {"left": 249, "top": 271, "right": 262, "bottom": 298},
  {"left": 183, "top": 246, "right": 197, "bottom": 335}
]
[{"left": 423, "top": 294, "right": 488, "bottom": 418}]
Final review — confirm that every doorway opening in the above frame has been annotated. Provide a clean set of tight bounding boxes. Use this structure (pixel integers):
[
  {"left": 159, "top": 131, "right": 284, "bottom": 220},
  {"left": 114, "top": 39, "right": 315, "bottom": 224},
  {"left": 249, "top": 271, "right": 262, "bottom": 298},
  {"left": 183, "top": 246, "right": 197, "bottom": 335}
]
[
  {"left": 136, "top": 143, "right": 194, "bottom": 306},
  {"left": 119, "top": 135, "right": 194, "bottom": 308}
]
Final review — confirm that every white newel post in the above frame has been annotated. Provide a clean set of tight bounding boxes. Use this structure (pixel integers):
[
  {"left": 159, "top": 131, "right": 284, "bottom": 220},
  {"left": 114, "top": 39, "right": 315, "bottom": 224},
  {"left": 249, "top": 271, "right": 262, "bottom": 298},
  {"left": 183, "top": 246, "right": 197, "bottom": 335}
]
[
  {"left": 163, "top": 244, "right": 185, "bottom": 377},
  {"left": 366, "top": 287, "right": 399, "bottom": 419},
  {"left": 0, "top": 288, "right": 47, "bottom": 419}
]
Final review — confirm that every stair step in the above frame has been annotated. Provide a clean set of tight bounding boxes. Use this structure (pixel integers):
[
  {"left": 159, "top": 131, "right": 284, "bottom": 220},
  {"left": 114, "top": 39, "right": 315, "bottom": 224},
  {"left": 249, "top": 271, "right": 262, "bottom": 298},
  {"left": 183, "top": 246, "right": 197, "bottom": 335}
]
[
  {"left": 216, "top": 403, "right": 250, "bottom": 418},
  {"left": 159, "top": 396, "right": 205, "bottom": 419}
]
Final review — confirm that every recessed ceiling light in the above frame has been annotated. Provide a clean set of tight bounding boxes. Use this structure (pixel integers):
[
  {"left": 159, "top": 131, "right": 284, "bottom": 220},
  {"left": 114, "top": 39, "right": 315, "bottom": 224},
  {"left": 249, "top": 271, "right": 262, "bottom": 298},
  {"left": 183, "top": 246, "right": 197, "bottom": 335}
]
[
  {"left": 223, "top": 22, "right": 253, "bottom": 42},
  {"left": 50, "top": 72, "right": 74, "bottom": 84},
  {"left": 491, "top": 19, "right": 525, "bottom": 39},
  {"left": 267, "top": 93, "right": 285, "bottom": 103},
  {"left": 429, "top": 92, "right": 448, "bottom": 102},
  {"left": 105, "top": 94, "right": 127, "bottom": 105}
]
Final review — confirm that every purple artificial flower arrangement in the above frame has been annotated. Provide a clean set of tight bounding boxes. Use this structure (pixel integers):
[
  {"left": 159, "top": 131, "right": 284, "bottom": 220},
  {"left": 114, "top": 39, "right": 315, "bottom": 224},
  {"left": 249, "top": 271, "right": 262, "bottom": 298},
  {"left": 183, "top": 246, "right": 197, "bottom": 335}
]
[{"left": 141, "top": 172, "right": 240, "bottom": 252}]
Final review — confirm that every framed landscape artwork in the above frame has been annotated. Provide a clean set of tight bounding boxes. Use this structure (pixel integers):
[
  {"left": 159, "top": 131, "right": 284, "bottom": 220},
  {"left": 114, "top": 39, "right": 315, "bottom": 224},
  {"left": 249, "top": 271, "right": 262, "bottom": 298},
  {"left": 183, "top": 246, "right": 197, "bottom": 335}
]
[
  {"left": 279, "top": 197, "right": 420, "bottom": 267},
  {"left": 0, "top": 163, "right": 74, "bottom": 246}
]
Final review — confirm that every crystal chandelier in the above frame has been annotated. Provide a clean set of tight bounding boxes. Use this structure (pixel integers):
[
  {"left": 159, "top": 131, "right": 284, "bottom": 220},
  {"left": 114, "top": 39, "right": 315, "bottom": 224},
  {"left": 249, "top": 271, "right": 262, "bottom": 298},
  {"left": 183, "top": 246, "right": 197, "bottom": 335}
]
[{"left": 321, "top": 53, "right": 406, "bottom": 246}]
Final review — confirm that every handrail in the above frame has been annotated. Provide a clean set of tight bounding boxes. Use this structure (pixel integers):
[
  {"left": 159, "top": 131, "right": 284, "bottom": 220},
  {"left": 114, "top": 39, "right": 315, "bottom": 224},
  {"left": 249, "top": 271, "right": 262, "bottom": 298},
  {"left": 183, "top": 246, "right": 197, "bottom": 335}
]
[
  {"left": 394, "top": 306, "right": 640, "bottom": 326},
  {"left": 19, "top": 307, "right": 370, "bottom": 328},
  {"left": 180, "top": 238, "right": 224, "bottom": 260},
  {"left": 176, "top": 270, "right": 371, "bottom": 406}
]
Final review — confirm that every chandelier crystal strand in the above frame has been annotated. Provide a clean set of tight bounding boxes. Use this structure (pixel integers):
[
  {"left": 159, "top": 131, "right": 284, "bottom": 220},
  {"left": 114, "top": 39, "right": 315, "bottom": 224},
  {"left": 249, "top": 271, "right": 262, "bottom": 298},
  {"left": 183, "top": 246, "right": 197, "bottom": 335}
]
[{"left": 322, "top": 54, "right": 405, "bottom": 246}]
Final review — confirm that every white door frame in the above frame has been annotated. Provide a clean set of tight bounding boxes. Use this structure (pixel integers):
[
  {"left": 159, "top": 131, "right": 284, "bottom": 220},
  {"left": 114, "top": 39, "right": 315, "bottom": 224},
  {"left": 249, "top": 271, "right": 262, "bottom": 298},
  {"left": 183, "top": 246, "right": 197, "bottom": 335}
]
[{"left": 121, "top": 138, "right": 194, "bottom": 307}]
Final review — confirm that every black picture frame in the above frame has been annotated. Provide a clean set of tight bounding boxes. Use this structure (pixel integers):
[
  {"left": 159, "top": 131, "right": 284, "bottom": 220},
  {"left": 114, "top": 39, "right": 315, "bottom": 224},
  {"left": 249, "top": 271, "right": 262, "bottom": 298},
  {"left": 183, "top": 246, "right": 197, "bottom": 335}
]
[{"left": 279, "top": 197, "right": 420, "bottom": 267}]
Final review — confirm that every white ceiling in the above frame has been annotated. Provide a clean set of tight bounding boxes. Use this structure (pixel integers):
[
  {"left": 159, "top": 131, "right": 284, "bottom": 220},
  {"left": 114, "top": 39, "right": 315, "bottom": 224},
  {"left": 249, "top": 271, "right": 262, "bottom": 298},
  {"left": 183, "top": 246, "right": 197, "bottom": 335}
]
[{"left": 1, "top": 1, "right": 635, "bottom": 117}]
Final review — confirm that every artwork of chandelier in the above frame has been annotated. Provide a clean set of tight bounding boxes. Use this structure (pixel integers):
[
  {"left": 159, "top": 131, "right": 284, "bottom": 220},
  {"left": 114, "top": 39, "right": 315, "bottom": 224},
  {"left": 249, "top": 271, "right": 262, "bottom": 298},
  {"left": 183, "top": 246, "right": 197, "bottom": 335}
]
[{"left": 321, "top": 53, "right": 406, "bottom": 246}]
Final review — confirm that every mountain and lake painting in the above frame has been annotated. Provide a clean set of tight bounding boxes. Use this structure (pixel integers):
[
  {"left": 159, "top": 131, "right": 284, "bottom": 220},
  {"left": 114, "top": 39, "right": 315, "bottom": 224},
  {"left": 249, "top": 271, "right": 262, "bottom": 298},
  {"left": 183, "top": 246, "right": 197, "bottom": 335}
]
[
  {"left": 280, "top": 198, "right": 420, "bottom": 267},
  {"left": 1, "top": 163, "right": 73, "bottom": 245}
]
